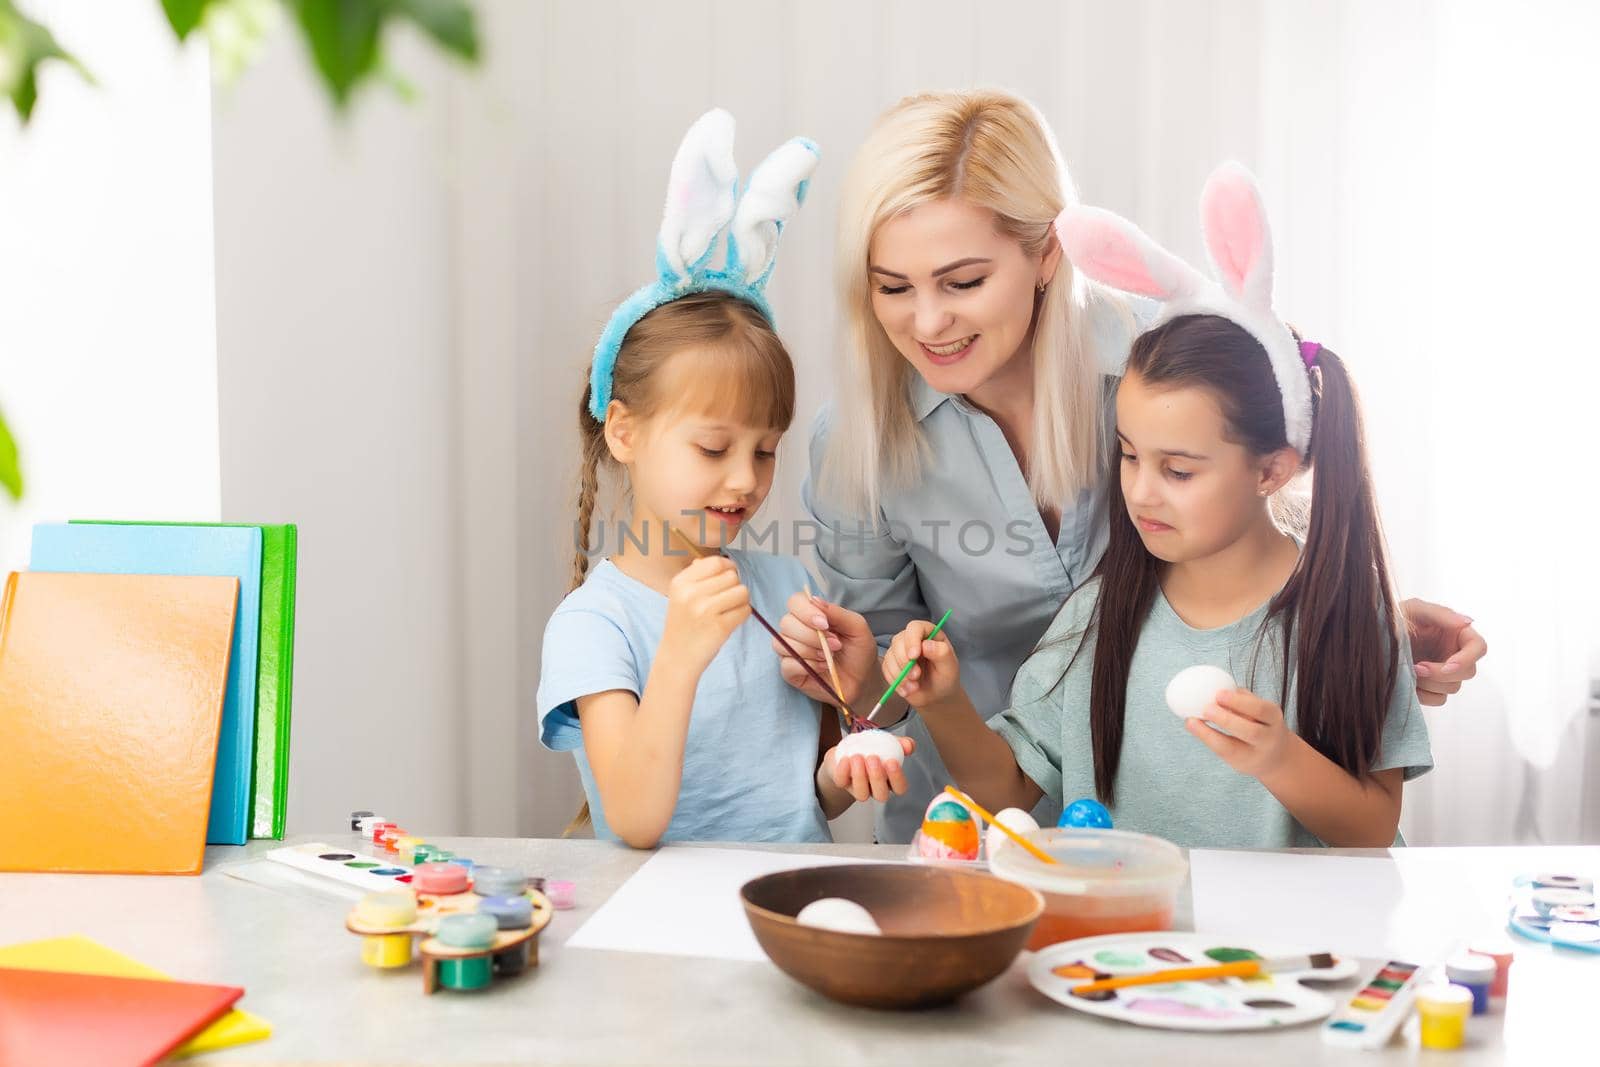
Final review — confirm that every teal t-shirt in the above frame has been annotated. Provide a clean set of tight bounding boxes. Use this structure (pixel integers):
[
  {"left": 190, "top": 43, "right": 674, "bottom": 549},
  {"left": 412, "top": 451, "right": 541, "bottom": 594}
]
[
  {"left": 990, "top": 576, "right": 1433, "bottom": 848},
  {"left": 536, "top": 550, "right": 831, "bottom": 844}
]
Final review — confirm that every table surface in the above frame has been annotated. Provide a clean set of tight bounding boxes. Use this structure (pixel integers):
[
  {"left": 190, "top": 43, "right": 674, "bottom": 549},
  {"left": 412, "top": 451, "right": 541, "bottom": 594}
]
[{"left": 1, "top": 837, "right": 1596, "bottom": 1066}]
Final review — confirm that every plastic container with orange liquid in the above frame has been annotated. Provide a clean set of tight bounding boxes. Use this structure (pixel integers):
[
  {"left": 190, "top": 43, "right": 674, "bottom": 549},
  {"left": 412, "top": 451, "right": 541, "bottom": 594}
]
[{"left": 987, "top": 827, "right": 1187, "bottom": 951}]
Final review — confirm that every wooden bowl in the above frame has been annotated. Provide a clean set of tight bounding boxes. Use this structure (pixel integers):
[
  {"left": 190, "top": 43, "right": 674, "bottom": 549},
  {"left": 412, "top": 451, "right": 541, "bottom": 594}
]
[{"left": 740, "top": 863, "right": 1043, "bottom": 1009}]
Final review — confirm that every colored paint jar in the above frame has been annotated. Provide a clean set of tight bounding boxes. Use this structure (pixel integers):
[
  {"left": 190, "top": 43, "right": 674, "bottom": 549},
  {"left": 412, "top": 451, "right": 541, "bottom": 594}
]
[
  {"left": 1445, "top": 952, "right": 1496, "bottom": 1015},
  {"left": 413, "top": 862, "right": 471, "bottom": 896},
  {"left": 354, "top": 891, "right": 417, "bottom": 969},
  {"left": 472, "top": 867, "right": 528, "bottom": 899},
  {"left": 1531, "top": 887, "right": 1593, "bottom": 916},
  {"left": 1468, "top": 937, "right": 1515, "bottom": 1000},
  {"left": 379, "top": 827, "right": 405, "bottom": 852},
  {"left": 546, "top": 879, "right": 576, "bottom": 910},
  {"left": 478, "top": 894, "right": 534, "bottom": 975},
  {"left": 394, "top": 835, "right": 420, "bottom": 855},
  {"left": 1533, "top": 872, "right": 1594, "bottom": 893},
  {"left": 350, "top": 809, "right": 375, "bottom": 831},
  {"left": 356, "top": 814, "right": 386, "bottom": 835},
  {"left": 370, "top": 821, "right": 396, "bottom": 843},
  {"left": 1416, "top": 983, "right": 1473, "bottom": 1050},
  {"left": 435, "top": 913, "right": 497, "bottom": 992},
  {"left": 412, "top": 843, "right": 439, "bottom": 865}
]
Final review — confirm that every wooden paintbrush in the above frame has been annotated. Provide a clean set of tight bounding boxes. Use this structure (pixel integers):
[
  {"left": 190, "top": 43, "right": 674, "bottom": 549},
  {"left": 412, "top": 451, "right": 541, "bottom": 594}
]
[
  {"left": 1068, "top": 953, "right": 1339, "bottom": 996},
  {"left": 669, "top": 526, "right": 854, "bottom": 717}
]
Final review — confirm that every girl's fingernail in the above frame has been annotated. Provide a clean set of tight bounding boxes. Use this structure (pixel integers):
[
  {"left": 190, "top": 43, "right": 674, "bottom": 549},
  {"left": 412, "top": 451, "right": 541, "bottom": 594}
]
[
  {"left": 1414, "top": 663, "right": 1431, "bottom": 677},
  {"left": 812, "top": 614, "right": 828, "bottom": 628},
  {"left": 828, "top": 636, "right": 843, "bottom": 650}
]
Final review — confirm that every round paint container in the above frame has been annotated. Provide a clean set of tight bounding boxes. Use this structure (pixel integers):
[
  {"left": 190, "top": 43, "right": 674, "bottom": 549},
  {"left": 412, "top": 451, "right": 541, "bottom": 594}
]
[
  {"left": 356, "top": 815, "right": 387, "bottom": 835},
  {"left": 412, "top": 843, "right": 439, "bottom": 866},
  {"left": 478, "top": 894, "right": 534, "bottom": 975},
  {"left": 413, "top": 862, "right": 471, "bottom": 896},
  {"left": 369, "top": 821, "right": 396, "bottom": 843},
  {"left": 1445, "top": 952, "right": 1496, "bottom": 1015},
  {"left": 354, "top": 891, "right": 417, "bottom": 969},
  {"left": 1467, "top": 936, "right": 1515, "bottom": 1000},
  {"left": 350, "top": 810, "right": 375, "bottom": 831},
  {"left": 1416, "top": 982, "right": 1473, "bottom": 1049},
  {"left": 1530, "top": 887, "right": 1593, "bottom": 916},
  {"left": 1533, "top": 872, "right": 1594, "bottom": 893},
  {"left": 988, "top": 828, "right": 1186, "bottom": 951},
  {"left": 435, "top": 914, "right": 497, "bottom": 992},
  {"left": 472, "top": 867, "right": 528, "bottom": 899},
  {"left": 546, "top": 880, "right": 576, "bottom": 910}
]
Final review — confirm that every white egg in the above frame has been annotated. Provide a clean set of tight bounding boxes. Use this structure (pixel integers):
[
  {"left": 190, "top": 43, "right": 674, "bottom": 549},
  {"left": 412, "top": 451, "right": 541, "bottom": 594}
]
[
  {"left": 984, "top": 807, "right": 1039, "bottom": 859},
  {"left": 836, "top": 729, "right": 906, "bottom": 765},
  {"left": 1165, "top": 664, "right": 1237, "bottom": 719},
  {"left": 796, "top": 897, "right": 882, "bottom": 935}
]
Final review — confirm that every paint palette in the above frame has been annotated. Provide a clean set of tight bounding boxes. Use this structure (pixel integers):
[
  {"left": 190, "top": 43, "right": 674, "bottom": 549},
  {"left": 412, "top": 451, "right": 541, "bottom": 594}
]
[
  {"left": 345, "top": 890, "right": 554, "bottom": 994},
  {"left": 1507, "top": 872, "right": 1600, "bottom": 954},
  {"left": 1028, "top": 932, "right": 1359, "bottom": 1031},
  {"left": 266, "top": 842, "right": 417, "bottom": 893}
]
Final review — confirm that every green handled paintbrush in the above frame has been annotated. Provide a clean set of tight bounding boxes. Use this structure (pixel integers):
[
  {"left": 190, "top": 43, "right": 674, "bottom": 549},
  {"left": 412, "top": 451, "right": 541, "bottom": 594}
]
[{"left": 866, "top": 608, "right": 952, "bottom": 721}]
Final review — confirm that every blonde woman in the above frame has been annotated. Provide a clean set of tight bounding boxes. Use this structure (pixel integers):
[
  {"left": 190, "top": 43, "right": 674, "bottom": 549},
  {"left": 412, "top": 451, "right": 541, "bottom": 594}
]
[{"left": 774, "top": 89, "right": 1486, "bottom": 842}]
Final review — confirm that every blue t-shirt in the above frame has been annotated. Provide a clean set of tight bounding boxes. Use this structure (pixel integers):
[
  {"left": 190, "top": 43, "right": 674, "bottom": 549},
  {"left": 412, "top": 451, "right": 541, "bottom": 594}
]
[{"left": 536, "top": 550, "right": 831, "bottom": 844}]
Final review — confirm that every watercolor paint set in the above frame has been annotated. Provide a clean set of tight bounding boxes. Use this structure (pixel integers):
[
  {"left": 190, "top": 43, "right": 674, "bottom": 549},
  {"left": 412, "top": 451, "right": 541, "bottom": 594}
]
[{"left": 1028, "top": 932, "right": 1358, "bottom": 1031}]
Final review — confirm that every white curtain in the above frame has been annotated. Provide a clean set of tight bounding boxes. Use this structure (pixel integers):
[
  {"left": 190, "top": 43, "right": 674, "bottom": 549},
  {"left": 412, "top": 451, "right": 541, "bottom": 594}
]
[{"left": 1261, "top": 1, "right": 1600, "bottom": 843}]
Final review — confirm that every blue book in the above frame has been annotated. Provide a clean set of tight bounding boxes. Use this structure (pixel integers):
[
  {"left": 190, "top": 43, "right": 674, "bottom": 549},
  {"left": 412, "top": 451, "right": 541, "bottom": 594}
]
[{"left": 29, "top": 523, "right": 263, "bottom": 845}]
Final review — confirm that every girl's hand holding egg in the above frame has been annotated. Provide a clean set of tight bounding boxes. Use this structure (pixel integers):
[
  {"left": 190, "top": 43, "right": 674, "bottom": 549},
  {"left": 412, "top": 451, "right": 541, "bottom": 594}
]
[
  {"left": 825, "top": 731, "right": 916, "bottom": 803},
  {"left": 1184, "top": 687, "right": 1295, "bottom": 779}
]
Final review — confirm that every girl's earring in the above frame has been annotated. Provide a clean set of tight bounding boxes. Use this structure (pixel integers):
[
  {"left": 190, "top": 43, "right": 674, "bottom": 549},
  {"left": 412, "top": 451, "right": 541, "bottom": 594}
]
[{"left": 1036, "top": 279, "right": 1047, "bottom": 293}]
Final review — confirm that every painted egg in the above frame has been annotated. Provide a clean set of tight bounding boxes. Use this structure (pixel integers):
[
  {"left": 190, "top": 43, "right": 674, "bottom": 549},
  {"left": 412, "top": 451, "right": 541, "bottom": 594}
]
[
  {"left": 1059, "top": 797, "right": 1113, "bottom": 829},
  {"left": 796, "top": 897, "right": 881, "bottom": 935},
  {"left": 984, "top": 806, "right": 1039, "bottom": 859},
  {"left": 918, "top": 796, "right": 980, "bottom": 860},
  {"left": 836, "top": 729, "right": 905, "bottom": 765},
  {"left": 1165, "top": 664, "right": 1237, "bottom": 719}
]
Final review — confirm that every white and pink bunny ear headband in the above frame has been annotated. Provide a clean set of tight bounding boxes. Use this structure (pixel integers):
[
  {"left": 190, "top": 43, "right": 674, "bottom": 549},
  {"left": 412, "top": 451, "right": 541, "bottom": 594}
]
[{"left": 1055, "top": 162, "right": 1316, "bottom": 456}]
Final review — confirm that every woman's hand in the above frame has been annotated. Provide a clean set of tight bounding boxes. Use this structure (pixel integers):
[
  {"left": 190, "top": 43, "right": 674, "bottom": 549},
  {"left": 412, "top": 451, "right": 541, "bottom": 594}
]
[
  {"left": 1402, "top": 598, "right": 1486, "bottom": 707},
  {"left": 1185, "top": 688, "right": 1295, "bottom": 779},
  {"left": 774, "top": 591, "right": 879, "bottom": 706},
  {"left": 659, "top": 556, "right": 750, "bottom": 672},
  {"left": 883, "top": 620, "right": 960, "bottom": 709},
  {"left": 821, "top": 735, "right": 916, "bottom": 803}
]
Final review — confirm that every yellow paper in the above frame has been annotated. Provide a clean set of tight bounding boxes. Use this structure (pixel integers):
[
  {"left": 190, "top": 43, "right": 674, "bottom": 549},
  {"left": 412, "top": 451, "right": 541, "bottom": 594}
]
[{"left": 0, "top": 934, "right": 271, "bottom": 1056}]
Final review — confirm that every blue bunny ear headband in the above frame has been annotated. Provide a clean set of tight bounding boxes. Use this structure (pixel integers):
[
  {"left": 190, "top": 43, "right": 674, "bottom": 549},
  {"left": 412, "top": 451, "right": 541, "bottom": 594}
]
[{"left": 588, "top": 108, "right": 820, "bottom": 423}]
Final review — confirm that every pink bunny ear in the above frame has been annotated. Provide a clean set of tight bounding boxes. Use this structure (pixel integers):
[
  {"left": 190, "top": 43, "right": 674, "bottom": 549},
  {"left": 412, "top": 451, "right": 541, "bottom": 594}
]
[
  {"left": 1056, "top": 206, "right": 1199, "bottom": 301},
  {"left": 1200, "top": 162, "right": 1273, "bottom": 309}
]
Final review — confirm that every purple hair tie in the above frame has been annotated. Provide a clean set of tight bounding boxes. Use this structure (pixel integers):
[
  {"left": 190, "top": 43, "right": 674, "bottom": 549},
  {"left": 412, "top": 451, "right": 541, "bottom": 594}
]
[{"left": 1299, "top": 340, "right": 1322, "bottom": 368}]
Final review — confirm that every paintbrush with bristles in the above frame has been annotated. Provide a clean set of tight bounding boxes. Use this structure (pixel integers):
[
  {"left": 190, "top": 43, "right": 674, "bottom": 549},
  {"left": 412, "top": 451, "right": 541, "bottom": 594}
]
[
  {"left": 668, "top": 525, "right": 860, "bottom": 723},
  {"left": 1067, "top": 953, "right": 1340, "bottom": 997}
]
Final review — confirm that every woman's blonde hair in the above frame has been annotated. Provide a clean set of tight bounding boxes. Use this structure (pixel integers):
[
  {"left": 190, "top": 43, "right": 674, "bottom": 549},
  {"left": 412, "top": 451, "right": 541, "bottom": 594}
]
[
  {"left": 563, "top": 289, "right": 795, "bottom": 836},
  {"left": 821, "top": 88, "right": 1124, "bottom": 516}
]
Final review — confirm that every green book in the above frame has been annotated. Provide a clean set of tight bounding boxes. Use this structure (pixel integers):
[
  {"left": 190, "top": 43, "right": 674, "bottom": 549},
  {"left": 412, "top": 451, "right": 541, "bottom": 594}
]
[{"left": 71, "top": 520, "right": 297, "bottom": 839}]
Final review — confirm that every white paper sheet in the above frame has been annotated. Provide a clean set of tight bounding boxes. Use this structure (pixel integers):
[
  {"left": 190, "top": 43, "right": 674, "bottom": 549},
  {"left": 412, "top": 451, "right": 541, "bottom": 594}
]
[
  {"left": 565, "top": 847, "right": 888, "bottom": 962},
  {"left": 1188, "top": 847, "right": 1600, "bottom": 963}
]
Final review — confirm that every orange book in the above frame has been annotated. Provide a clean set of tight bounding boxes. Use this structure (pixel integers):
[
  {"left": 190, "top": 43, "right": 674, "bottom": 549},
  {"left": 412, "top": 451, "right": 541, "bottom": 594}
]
[{"left": 0, "top": 572, "right": 238, "bottom": 874}]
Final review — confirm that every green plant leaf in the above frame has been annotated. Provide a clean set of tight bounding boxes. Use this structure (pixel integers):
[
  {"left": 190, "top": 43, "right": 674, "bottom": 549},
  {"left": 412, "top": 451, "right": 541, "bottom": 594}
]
[
  {"left": 0, "top": 408, "right": 23, "bottom": 501},
  {"left": 389, "top": 0, "right": 478, "bottom": 61},
  {"left": 287, "top": 0, "right": 384, "bottom": 106},
  {"left": 0, "top": 0, "right": 93, "bottom": 123},
  {"left": 161, "top": 0, "right": 215, "bottom": 39},
  {"left": 287, "top": 0, "right": 478, "bottom": 108}
]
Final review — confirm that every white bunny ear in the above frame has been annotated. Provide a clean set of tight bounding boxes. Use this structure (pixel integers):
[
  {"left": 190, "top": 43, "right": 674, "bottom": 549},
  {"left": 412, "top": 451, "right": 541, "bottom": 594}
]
[
  {"left": 728, "top": 137, "right": 819, "bottom": 289},
  {"left": 658, "top": 109, "right": 740, "bottom": 282},
  {"left": 1199, "top": 162, "right": 1273, "bottom": 310},
  {"left": 1056, "top": 205, "right": 1204, "bottom": 301}
]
